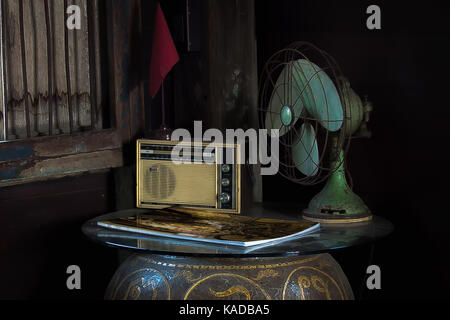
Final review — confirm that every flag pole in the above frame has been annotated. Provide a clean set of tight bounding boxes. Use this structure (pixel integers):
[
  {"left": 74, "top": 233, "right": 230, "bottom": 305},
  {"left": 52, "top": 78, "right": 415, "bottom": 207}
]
[
  {"left": 148, "top": 2, "right": 178, "bottom": 141},
  {"left": 161, "top": 80, "right": 165, "bottom": 126},
  {"left": 151, "top": 78, "right": 172, "bottom": 141}
]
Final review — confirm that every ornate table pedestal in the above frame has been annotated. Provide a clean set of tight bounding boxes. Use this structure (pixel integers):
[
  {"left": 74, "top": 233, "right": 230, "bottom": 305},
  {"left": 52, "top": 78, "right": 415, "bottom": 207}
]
[
  {"left": 83, "top": 205, "right": 392, "bottom": 300},
  {"left": 105, "top": 253, "right": 353, "bottom": 300}
]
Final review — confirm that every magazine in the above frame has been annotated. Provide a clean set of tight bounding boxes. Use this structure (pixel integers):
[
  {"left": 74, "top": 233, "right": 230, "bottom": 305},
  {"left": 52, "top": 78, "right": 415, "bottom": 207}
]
[{"left": 97, "top": 207, "right": 320, "bottom": 247}]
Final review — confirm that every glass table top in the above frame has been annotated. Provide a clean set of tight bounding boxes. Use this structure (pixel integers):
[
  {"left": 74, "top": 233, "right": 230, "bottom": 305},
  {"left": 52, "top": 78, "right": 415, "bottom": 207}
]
[{"left": 82, "top": 202, "right": 393, "bottom": 257}]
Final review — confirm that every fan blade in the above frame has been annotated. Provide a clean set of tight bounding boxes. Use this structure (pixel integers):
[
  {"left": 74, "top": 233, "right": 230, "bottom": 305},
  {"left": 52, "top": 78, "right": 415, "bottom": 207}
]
[
  {"left": 293, "top": 123, "right": 319, "bottom": 177},
  {"left": 292, "top": 59, "right": 343, "bottom": 132},
  {"left": 265, "top": 62, "right": 305, "bottom": 136}
]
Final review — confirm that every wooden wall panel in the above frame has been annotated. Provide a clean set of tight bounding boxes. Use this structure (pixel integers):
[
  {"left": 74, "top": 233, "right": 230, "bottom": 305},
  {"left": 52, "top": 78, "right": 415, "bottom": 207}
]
[
  {"left": 0, "top": 0, "right": 104, "bottom": 140},
  {"left": 0, "top": 129, "right": 123, "bottom": 186},
  {"left": 170, "top": 0, "right": 262, "bottom": 202},
  {"left": 107, "top": 0, "right": 145, "bottom": 150},
  {"left": 0, "top": 0, "right": 148, "bottom": 187},
  {"left": 204, "top": 0, "right": 262, "bottom": 202},
  {"left": 0, "top": 171, "right": 118, "bottom": 299}
]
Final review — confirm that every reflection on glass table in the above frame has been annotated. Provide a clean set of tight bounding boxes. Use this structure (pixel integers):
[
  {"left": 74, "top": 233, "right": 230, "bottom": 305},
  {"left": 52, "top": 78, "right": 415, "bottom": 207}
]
[{"left": 82, "top": 202, "right": 393, "bottom": 257}]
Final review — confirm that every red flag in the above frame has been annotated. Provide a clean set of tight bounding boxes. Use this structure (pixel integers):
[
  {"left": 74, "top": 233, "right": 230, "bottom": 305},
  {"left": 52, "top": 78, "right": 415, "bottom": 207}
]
[{"left": 149, "top": 3, "right": 179, "bottom": 98}]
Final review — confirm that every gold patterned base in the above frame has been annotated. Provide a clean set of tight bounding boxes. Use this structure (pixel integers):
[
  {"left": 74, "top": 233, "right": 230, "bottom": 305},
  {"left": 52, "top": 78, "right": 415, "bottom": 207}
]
[{"left": 105, "top": 253, "right": 354, "bottom": 300}]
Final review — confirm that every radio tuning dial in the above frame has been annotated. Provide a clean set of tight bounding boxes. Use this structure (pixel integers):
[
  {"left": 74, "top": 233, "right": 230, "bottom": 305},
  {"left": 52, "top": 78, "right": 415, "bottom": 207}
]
[
  {"left": 218, "top": 192, "right": 231, "bottom": 204},
  {"left": 221, "top": 164, "right": 231, "bottom": 173},
  {"left": 221, "top": 178, "right": 230, "bottom": 187}
]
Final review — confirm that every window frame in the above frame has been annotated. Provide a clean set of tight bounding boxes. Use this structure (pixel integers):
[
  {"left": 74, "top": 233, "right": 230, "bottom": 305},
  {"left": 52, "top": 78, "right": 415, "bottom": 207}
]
[{"left": 0, "top": 0, "right": 145, "bottom": 187}]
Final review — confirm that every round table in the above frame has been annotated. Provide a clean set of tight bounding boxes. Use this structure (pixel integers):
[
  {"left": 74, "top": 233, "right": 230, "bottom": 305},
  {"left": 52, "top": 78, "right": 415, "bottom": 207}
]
[{"left": 82, "top": 203, "right": 392, "bottom": 300}]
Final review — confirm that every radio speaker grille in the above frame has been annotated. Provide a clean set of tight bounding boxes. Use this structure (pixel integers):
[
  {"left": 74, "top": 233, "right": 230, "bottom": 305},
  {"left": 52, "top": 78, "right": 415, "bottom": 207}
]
[
  {"left": 140, "top": 160, "right": 217, "bottom": 206},
  {"left": 144, "top": 164, "right": 176, "bottom": 199}
]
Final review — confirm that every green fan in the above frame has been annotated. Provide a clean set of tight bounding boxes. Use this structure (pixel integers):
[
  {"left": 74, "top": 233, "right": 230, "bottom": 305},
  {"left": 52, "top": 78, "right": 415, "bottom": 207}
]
[{"left": 259, "top": 42, "right": 373, "bottom": 223}]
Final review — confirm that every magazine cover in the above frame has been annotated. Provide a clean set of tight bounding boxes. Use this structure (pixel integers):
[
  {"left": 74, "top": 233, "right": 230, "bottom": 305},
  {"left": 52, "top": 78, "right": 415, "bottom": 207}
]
[{"left": 97, "top": 208, "right": 320, "bottom": 247}]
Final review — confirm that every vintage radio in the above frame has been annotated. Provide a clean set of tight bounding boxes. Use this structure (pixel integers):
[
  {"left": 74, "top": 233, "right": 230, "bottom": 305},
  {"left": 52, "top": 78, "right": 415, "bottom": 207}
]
[{"left": 137, "top": 139, "right": 241, "bottom": 214}]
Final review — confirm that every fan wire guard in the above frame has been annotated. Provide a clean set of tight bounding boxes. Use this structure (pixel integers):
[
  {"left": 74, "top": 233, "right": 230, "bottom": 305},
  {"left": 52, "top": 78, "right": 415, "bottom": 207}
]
[{"left": 258, "top": 41, "right": 353, "bottom": 186}]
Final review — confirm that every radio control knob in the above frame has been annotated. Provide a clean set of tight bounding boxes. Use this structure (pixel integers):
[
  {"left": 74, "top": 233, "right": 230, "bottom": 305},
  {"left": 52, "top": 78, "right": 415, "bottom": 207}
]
[
  {"left": 218, "top": 192, "right": 231, "bottom": 204},
  {"left": 221, "top": 178, "right": 230, "bottom": 187},
  {"left": 222, "top": 164, "right": 231, "bottom": 173}
]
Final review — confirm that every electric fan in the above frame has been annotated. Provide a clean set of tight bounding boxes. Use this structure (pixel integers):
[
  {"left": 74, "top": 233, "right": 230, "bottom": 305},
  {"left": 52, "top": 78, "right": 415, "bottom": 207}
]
[{"left": 259, "top": 42, "right": 373, "bottom": 223}]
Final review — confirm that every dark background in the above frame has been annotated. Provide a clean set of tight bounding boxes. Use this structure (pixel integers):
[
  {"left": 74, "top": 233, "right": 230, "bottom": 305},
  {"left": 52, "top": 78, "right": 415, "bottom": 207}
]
[
  {"left": 1, "top": 0, "right": 449, "bottom": 299},
  {"left": 256, "top": 0, "right": 450, "bottom": 299}
]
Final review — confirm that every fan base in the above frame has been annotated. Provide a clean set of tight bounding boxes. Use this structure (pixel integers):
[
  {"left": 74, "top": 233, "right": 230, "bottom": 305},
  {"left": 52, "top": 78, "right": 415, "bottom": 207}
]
[{"left": 302, "top": 211, "right": 372, "bottom": 224}]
